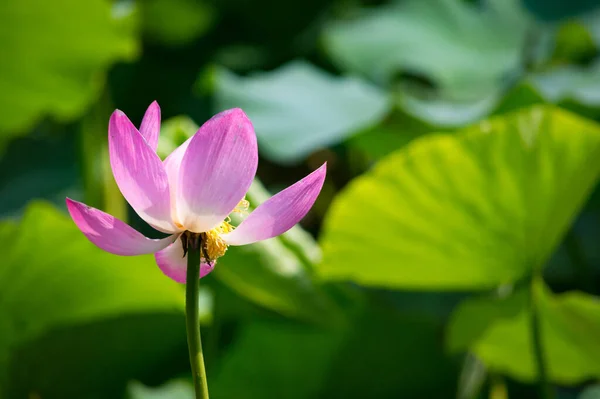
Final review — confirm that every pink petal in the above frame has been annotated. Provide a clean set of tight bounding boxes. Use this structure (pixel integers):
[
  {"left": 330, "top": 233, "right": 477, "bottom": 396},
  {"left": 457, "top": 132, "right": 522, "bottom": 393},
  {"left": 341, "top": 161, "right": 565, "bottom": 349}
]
[
  {"left": 154, "top": 237, "right": 216, "bottom": 283},
  {"left": 66, "top": 198, "right": 177, "bottom": 255},
  {"left": 222, "top": 163, "right": 326, "bottom": 246},
  {"left": 177, "top": 109, "right": 258, "bottom": 233},
  {"left": 163, "top": 135, "right": 193, "bottom": 225},
  {"left": 109, "top": 110, "right": 177, "bottom": 233},
  {"left": 139, "top": 101, "right": 161, "bottom": 151}
]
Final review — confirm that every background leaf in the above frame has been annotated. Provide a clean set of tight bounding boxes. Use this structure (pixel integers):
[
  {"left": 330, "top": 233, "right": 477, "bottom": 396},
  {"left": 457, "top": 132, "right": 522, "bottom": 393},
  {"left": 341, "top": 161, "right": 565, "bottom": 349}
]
[
  {"left": 0, "top": 0, "right": 138, "bottom": 139},
  {"left": 447, "top": 281, "right": 600, "bottom": 383},
  {"left": 0, "top": 202, "right": 186, "bottom": 395},
  {"left": 323, "top": 0, "right": 530, "bottom": 95},
  {"left": 8, "top": 313, "right": 189, "bottom": 399},
  {"left": 213, "top": 61, "right": 391, "bottom": 164},
  {"left": 319, "top": 106, "right": 600, "bottom": 289},
  {"left": 530, "top": 60, "right": 600, "bottom": 110}
]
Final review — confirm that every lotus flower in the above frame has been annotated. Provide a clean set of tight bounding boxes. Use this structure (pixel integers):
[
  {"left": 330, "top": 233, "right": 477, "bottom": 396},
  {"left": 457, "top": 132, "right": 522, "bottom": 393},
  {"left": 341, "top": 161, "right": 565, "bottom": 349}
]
[{"left": 66, "top": 102, "right": 326, "bottom": 283}]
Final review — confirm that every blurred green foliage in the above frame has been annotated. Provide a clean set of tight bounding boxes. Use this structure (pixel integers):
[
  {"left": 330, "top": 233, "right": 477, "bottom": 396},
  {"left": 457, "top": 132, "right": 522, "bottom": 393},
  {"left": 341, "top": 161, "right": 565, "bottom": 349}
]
[
  {"left": 2, "top": 0, "right": 600, "bottom": 398},
  {"left": 0, "top": 0, "right": 137, "bottom": 141}
]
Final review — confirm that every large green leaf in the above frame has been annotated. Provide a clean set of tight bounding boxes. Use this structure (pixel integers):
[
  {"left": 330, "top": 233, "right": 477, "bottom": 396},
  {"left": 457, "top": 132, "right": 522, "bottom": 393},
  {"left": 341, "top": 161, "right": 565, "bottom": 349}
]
[
  {"left": 319, "top": 106, "right": 600, "bottom": 289},
  {"left": 447, "top": 281, "right": 600, "bottom": 383},
  {"left": 0, "top": 0, "right": 138, "bottom": 137},
  {"left": 0, "top": 202, "right": 185, "bottom": 392},
  {"left": 213, "top": 61, "right": 391, "bottom": 164},
  {"left": 323, "top": 0, "right": 530, "bottom": 95}
]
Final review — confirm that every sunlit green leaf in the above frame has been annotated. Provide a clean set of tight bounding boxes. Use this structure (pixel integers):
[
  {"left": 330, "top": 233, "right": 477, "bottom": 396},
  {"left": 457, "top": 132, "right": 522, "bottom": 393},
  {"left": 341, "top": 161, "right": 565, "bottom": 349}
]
[
  {"left": 0, "top": 0, "right": 138, "bottom": 138},
  {"left": 0, "top": 202, "right": 185, "bottom": 392},
  {"left": 447, "top": 281, "right": 600, "bottom": 383},
  {"left": 213, "top": 61, "right": 391, "bottom": 164},
  {"left": 319, "top": 106, "right": 600, "bottom": 289}
]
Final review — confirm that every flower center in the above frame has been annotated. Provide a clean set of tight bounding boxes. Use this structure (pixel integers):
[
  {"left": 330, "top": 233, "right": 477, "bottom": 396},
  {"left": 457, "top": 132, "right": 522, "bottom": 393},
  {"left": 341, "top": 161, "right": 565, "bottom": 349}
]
[
  {"left": 202, "top": 221, "right": 234, "bottom": 260},
  {"left": 181, "top": 221, "right": 234, "bottom": 263},
  {"left": 179, "top": 198, "right": 249, "bottom": 262}
]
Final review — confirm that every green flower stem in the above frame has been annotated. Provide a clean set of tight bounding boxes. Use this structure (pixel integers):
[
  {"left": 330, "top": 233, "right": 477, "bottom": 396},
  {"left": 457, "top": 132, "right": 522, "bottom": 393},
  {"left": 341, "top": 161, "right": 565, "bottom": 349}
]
[
  {"left": 186, "top": 244, "right": 210, "bottom": 399},
  {"left": 529, "top": 276, "right": 553, "bottom": 399}
]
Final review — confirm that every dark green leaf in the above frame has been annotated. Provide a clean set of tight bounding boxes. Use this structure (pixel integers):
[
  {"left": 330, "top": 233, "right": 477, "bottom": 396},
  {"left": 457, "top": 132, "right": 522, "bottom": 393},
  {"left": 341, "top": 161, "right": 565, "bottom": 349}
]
[
  {"left": 140, "top": 0, "right": 214, "bottom": 46},
  {"left": 0, "top": 202, "right": 185, "bottom": 392}
]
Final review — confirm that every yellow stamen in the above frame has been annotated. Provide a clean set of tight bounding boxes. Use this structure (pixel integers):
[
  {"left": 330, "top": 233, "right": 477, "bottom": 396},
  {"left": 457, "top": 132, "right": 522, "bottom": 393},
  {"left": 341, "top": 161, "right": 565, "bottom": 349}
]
[
  {"left": 233, "top": 198, "right": 250, "bottom": 215},
  {"left": 203, "top": 220, "right": 234, "bottom": 260}
]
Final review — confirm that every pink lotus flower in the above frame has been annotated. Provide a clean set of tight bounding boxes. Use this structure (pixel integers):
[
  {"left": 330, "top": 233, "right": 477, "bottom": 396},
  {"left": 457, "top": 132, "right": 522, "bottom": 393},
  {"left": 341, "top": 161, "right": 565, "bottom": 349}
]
[{"left": 66, "top": 102, "right": 326, "bottom": 283}]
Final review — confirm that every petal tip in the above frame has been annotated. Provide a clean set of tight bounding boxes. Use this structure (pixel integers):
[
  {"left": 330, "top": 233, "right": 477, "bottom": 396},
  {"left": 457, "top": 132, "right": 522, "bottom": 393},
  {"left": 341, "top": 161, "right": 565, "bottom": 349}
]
[
  {"left": 145, "top": 101, "right": 161, "bottom": 115},
  {"left": 109, "top": 110, "right": 130, "bottom": 131},
  {"left": 310, "top": 162, "right": 327, "bottom": 186},
  {"left": 112, "top": 109, "right": 126, "bottom": 118},
  {"left": 65, "top": 197, "right": 83, "bottom": 212},
  {"left": 217, "top": 108, "right": 251, "bottom": 123}
]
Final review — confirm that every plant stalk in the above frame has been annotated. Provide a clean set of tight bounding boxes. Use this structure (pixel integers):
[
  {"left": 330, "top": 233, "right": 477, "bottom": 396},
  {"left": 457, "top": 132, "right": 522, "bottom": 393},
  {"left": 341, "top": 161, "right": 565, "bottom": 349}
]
[
  {"left": 186, "top": 241, "right": 210, "bottom": 399},
  {"left": 528, "top": 277, "right": 552, "bottom": 399}
]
